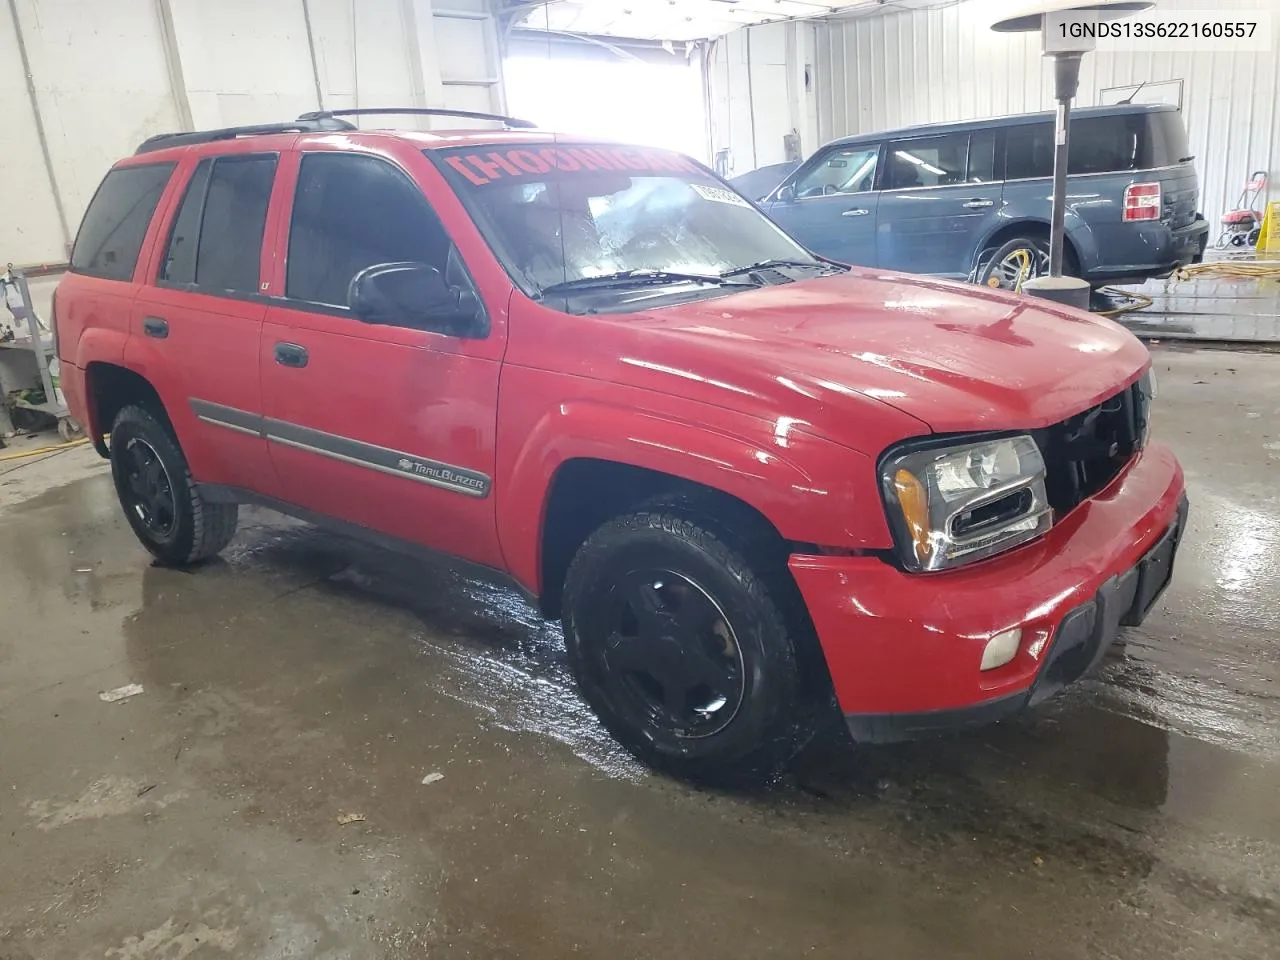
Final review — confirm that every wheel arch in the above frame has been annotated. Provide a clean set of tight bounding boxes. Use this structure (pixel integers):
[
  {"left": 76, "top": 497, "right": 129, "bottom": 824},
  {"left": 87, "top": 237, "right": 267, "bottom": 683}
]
[
  {"left": 535, "top": 457, "right": 791, "bottom": 619},
  {"left": 973, "top": 219, "right": 1084, "bottom": 276},
  {"left": 84, "top": 362, "right": 171, "bottom": 457},
  {"left": 496, "top": 400, "right": 879, "bottom": 615}
]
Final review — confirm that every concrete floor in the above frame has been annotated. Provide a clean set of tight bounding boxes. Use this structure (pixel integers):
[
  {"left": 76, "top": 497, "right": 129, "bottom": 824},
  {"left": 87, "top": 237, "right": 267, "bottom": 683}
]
[
  {"left": 1116, "top": 267, "right": 1280, "bottom": 344},
  {"left": 1, "top": 346, "right": 1278, "bottom": 959}
]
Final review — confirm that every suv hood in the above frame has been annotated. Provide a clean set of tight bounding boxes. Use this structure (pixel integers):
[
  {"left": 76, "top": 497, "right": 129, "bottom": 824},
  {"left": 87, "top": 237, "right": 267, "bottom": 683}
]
[{"left": 609, "top": 269, "right": 1149, "bottom": 437}]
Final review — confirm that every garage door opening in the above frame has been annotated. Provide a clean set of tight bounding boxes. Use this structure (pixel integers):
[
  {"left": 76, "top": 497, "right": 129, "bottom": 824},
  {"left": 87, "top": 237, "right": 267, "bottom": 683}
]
[{"left": 503, "top": 38, "right": 708, "bottom": 161}]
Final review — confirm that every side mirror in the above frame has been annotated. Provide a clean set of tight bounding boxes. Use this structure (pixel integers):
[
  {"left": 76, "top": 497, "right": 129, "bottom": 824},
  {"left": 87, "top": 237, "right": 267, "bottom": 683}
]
[
  {"left": 348, "top": 262, "right": 482, "bottom": 335},
  {"left": 775, "top": 183, "right": 796, "bottom": 203}
]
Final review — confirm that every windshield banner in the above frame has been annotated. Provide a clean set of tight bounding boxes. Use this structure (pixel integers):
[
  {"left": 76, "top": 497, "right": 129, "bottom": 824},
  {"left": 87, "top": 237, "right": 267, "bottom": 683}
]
[{"left": 442, "top": 145, "right": 702, "bottom": 187}]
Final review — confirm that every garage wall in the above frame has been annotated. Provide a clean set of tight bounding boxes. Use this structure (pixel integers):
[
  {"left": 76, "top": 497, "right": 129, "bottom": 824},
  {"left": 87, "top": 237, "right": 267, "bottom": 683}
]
[
  {"left": 708, "top": 19, "right": 819, "bottom": 177},
  {"left": 1, "top": 0, "right": 504, "bottom": 265},
  {"left": 810, "top": 0, "right": 1280, "bottom": 230}
]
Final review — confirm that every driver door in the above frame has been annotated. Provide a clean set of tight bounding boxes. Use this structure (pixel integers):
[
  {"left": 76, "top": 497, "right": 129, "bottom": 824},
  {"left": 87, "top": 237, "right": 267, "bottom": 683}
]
[
  {"left": 767, "top": 144, "right": 881, "bottom": 266},
  {"left": 259, "top": 146, "right": 505, "bottom": 568}
]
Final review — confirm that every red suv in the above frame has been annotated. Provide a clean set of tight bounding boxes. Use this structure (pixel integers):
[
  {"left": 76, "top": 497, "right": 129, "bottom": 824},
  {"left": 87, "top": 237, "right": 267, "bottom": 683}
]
[{"left": 55, "top": 109, "right": 1187, "bottom": 781}]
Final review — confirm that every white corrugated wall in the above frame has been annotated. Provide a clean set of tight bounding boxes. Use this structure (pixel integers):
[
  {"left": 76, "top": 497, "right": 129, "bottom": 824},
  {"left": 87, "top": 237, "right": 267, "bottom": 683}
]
[
  {"left": 708, "top": 19, "right": 821, "bottom": 177},
  {"left": 810, "top": 0, "right": 1280, "bottom": 226}
]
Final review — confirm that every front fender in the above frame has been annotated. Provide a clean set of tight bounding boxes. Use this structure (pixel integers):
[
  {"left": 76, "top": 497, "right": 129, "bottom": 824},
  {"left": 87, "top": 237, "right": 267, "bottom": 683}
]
[{"left": 496, "top": 393, "right": 891, "bottom": 596}]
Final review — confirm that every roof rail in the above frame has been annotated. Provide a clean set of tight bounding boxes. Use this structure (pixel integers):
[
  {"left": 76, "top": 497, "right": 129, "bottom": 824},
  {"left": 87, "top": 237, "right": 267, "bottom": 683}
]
[
  {"left": 134, "top": 117, "right": 356, "bottom": 155},
  {"left": 297, "top": 107, "right": 538, "bottom": 130}
]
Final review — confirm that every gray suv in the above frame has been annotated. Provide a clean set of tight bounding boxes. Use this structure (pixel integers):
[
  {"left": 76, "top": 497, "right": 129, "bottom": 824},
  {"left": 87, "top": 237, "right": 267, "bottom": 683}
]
[{"left": 759, "top": 104, "right": 1209, "bottom": 286}]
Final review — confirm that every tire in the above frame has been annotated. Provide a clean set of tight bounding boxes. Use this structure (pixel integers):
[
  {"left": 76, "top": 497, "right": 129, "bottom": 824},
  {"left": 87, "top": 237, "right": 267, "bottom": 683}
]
[
  {"left": 109, "top": 404, "right": 238, "bottom": 566},
  {"left": 562, "top": 505, "right": 824, "bottom": 783},
  {"left": 973, "top": 234, "right": 1078, "bottom": 291}
]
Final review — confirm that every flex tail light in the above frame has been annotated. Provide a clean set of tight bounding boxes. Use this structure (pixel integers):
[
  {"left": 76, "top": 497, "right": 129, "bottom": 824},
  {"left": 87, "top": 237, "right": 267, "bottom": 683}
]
[{"left": 1123, "top": 182, "right": 1161, "bottom": 222}]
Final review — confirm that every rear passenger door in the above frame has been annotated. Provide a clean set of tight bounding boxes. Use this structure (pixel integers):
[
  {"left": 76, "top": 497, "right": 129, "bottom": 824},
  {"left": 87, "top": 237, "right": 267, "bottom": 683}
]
[
  {"left": 876, "top": 131, "right": 1002, "bottom": 278},
  {"left": 259, "top": 148, "right": 504, "bottom": 569},
  {"left": 767, "top": 144, "right": 880, "bottom": 265},
  {"left": 131, "top": 150, "right": 281, "bottom": 497}
]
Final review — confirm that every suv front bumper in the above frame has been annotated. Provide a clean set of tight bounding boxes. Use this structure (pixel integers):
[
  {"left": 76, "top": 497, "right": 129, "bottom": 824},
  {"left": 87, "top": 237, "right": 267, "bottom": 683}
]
[{"left": 788, "top": 442, "right": 1186, "bottom": 743}]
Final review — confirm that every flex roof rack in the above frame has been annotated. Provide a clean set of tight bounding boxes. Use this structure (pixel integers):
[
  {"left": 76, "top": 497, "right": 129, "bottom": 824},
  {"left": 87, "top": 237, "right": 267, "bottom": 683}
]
[
  {"left": 297, "top": 107, "right": 537, "bottom": 129},
  {"left": 135, "top": 107, "right": 536, "bottom": 155},
  {"left": 135, "top": 117, "right": 355, "bottom": 154}
]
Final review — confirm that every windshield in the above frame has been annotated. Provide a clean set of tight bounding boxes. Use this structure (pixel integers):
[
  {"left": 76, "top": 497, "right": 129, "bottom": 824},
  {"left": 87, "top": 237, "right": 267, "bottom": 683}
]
[{"left": 433, "top": 144, "right": 825, "bottom": 304}]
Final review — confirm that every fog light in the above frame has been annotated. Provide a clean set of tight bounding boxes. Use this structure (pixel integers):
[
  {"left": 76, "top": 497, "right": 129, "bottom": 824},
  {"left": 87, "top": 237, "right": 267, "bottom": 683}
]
[
  {"left": 1026, "top": 628, "right": 1052, "bottom": 661},
  {"left": 980, "top": 627, "right": 1022, "bottom": 671}
]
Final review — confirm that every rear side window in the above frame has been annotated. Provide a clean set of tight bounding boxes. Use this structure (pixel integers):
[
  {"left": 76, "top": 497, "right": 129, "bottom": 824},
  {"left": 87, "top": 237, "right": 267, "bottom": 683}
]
[
  {"left": 968, "top": 131, "right": 997, "bottom": 182},
  {"left": 71, "top": 163, "right": 175, "bottom": 281},
  {"left": 159, "top": 160, "right": 212, "bottom": 285},
  {"left": 1005, "top": 123, "right": 1054, "bottom": 180},
  {"left": 1069, "top": 112, "right": 1190, "bottom": 173},
  {"left": 1004, "top": 112, "right": 1192, "bottom": 180},
  {"left": 286, "top": 153, "right": 453, "bottom": 307},
  {"left": 885, "top": 133, "right": 969, "bottom": 189},
  {"left": 159, "top": 155, "right": 277, "bottom": 294}
]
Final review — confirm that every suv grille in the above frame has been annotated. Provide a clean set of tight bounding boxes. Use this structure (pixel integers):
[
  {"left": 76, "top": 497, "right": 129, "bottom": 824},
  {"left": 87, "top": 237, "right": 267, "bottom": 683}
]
[{"left": 1033, "top": 380, "right": 1149, "bottom": 517}]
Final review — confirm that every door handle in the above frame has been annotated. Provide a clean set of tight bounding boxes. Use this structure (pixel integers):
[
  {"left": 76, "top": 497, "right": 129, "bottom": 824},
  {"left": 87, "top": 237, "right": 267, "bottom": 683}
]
[
  {"left": 962, "top": 199, "right": 996, "bottom": 209},
  {"left": 274, "top": 342, "right": 309, "bottom": 368},
  {"left": 142, "top": 316, "right": 169, "bottom": 339},
  {"left": 842, "top": 208, "right": 871, "bottom": 217}
]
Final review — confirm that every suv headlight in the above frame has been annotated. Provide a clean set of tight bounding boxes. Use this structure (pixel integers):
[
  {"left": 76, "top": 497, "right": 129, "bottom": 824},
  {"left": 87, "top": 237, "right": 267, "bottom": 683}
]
[{"left": 880, "top": 435, "right": 1053, "bottom": 572}]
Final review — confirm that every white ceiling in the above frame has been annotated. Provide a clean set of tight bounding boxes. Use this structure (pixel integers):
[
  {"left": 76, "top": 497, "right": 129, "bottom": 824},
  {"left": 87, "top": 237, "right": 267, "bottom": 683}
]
[{"left": 511, "top": 0, "right": 900, "bottom": 43}]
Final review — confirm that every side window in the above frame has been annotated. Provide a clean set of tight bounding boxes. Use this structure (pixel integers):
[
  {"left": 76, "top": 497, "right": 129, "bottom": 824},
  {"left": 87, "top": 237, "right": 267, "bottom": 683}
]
[
  {"left": 968, "top": 131, "right": 997, "bottom": 182},
  {"left": 1005, "top": 123, "right": 1054, "bottom": 180},
  {"left": 792, "top": 146, "right": 879, "bottom": 199},
  {"left": 286, "top": 153, "right": 453, "bottom": 307},
  {"left": 884, "top": 133, "right": 969, "bottom": 190},
  {"left": 195, "top": 156, "right": 277, "bottom": 293},
  {"left": 159, "top": 159, "right": 212, "bottom": 284},
  {"left": 71, "top": 163, "right": 175, "bottom": 281},
  {"left": 158, "top": 154, "right": 277, "bottom": 295}
]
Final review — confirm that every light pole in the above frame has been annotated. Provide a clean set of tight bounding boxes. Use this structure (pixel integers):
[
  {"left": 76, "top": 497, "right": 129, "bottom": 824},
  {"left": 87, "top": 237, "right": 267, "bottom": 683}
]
[{"left": 991, "top": 0, "right": 1153, "bottom": 309}]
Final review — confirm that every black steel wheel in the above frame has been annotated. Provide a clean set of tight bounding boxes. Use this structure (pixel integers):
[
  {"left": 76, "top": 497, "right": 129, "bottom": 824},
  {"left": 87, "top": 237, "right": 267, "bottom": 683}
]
[
  {"left": 588, "top": 569, "right": 745, "bottom": 740},
  {"left": 118, "top": 436, "right": 178, "bottom": 538},
  {"left": 563, "top": 506, "right": 825, "bottom": 783},
  {"left": 109, "top": 405, "right": 239, "bottom": 566}
]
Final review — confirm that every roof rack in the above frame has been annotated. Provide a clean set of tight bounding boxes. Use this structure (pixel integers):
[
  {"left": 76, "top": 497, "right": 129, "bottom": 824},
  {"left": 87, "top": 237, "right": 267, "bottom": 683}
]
[
  {"left": 297, "top": 107, "right": 538, "bottom": 130},
  {"left": 135, "top": 117, "right": 356, "bottom": 155}
]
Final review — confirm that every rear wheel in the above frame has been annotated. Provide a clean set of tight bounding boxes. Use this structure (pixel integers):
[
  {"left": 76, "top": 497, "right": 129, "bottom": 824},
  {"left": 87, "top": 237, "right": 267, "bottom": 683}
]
[
  {"left": 562, "top": 506, "right": 823, "bottom": 783},
  {"left": 109, "top": 405, "right": 238, "bottom": 566},
  {"left": 974, "top": 235, "right": 1078, "bottom": 292}
]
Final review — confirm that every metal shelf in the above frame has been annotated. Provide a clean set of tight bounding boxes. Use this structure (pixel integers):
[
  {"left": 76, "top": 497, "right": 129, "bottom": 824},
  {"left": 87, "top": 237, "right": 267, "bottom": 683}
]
[{"left": 0, "top": 335, "right": 54, "bottom": 353}]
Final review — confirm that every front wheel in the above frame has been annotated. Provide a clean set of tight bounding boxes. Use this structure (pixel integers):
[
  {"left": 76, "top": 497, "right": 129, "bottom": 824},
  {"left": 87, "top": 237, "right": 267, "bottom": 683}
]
[
  {"left": 109, "top": 405, "right": 238, "bottom": 566},
  {"left": 562, "top": 507, "right": 822, "bottom": 783}
]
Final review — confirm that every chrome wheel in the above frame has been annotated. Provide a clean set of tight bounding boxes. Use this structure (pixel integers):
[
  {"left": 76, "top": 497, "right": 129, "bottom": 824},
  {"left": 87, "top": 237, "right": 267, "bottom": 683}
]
[{"left": 986, "top": 244, "right": 1048, "bottom": 292}]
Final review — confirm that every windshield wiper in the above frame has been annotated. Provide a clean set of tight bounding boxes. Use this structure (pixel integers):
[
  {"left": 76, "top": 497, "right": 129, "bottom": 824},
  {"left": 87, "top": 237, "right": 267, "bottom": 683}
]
[
  {"left": 535, "top": 269, "right": 758, "bottom": 298},
  {"left": 719, "top": 258, "right": 837, "bottom": 278}
]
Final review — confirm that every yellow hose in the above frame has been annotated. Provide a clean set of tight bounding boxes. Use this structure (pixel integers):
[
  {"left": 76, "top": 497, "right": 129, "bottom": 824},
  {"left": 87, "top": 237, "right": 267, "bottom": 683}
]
[
  {"left": 1094, "top": 288, "right": 1154, "bottom": 318},
  {"left": 0, "top": 437, "right": 91, "bottom": 461},
  {"left": 1173, "top": 260, "right": 1280, "bottom": 280}
]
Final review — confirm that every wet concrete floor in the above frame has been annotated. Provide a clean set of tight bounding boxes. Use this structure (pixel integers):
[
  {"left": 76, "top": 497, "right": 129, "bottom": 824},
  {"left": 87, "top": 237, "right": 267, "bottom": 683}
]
[{"left": 1, "top": 346, "right": 1278, "bottom": 959}]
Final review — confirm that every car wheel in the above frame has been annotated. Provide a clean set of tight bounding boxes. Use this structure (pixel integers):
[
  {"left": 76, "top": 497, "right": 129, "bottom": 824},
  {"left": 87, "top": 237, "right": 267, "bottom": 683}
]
[
  {"left": 562, "top": 506, "right": 823, "bottom": 783},
  {"left": 974, "top": 236, "right": 1078, "bottom": 291},
  {"left": 109, "top": 405, "right": 238, "bottom": 566}
]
